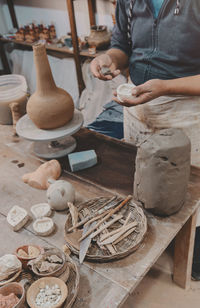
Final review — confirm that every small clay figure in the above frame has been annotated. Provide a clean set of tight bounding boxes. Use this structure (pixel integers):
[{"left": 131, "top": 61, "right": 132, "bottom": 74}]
[{"left": 22, "top": 159, "right": 61, "bottom": 190}]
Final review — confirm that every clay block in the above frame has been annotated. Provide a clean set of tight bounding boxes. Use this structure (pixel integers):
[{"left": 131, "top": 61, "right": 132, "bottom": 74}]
[
  {"left": 68, "top": 150, "right": 97, "bottom": 172},
  {"left": 133, "top": 128, "right": 191, "bottom": 216}
]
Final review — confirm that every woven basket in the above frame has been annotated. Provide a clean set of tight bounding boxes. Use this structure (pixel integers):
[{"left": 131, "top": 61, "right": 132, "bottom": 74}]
[
  {"left": 16, "top": 252, "right": 79, "bottom": 308},
  {"left": 65, "top": 196, "right": 147, "bottom": 262}
]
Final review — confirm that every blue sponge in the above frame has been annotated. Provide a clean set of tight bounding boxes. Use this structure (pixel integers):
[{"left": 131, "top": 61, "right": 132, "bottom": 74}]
[{"left": 68, "top": 150, "right": 97, "bottom": 172}]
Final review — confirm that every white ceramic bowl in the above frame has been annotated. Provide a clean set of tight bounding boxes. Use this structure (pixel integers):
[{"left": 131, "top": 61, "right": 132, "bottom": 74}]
[{"left": 117, "top": 83, "right": 135, "bottom": 102}]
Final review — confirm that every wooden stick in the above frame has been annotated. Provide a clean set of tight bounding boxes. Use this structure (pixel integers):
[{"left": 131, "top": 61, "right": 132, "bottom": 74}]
[
  {"left": 124, "top": 212, "right": 132, "bottom": 226},
  {"left": 113, "top": 227, "right": 137, "bottom": 245},
  {"left": 90, "top": 214, "right": 123, "bottom": 239},
  {"left": 99, "top": 225, "right": 116, "bottom": 254},
  {"left": 79, "top": 195, "right": 132, "bottom": 242},
  {"left": 99, "top": 221, "right": 137, "bottom": 245},
  {"left": 68, "top": 196, "right": 119, "bottom": 232},
  {"left": 68, "top": 209, "right": 110, "bottom": 232},
  {"left": 100, "top": 212, "right": 133, "bottom": 241},
  {"left": 85, "top": 210, "right": 110, "bottom": 226}
]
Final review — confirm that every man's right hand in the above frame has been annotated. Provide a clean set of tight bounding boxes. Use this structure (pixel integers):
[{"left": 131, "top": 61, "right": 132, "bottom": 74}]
[{"left": 90, "top": 54, "right": 120, "bottom": 81}]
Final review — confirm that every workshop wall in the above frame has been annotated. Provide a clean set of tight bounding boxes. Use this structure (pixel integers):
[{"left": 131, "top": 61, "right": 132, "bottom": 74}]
[{"left": 0, "top": 0, "right": 113, "bottom": 37}]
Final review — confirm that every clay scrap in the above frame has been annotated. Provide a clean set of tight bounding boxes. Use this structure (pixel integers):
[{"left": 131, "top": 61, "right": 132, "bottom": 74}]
[
  {"left": 22, "top": 159, "right": 61, "bottom": 190},
  {"left": 134, "top": 128, "right": 191, "bottom": 216},
  {"left": 0, "top": 293, "right": 20, "bottom": 308},
  {"left": 35, "top": 284, "right": 62, "bottom": 307}
]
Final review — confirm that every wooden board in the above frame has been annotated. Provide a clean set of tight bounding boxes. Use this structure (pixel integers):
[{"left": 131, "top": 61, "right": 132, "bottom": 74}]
[{"left": 0, "top": 126, "right": 200, "bottom": 307}]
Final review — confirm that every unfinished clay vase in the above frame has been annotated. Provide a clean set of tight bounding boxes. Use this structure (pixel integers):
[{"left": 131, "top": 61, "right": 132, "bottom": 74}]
[{"left": 27, "top": 44, "right": 74, "bottom": 129}]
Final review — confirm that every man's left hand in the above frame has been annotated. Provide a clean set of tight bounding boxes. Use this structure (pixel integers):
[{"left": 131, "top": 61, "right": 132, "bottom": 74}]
[{"left": 113, "top": 79, "right": 166, "bottom": 107}]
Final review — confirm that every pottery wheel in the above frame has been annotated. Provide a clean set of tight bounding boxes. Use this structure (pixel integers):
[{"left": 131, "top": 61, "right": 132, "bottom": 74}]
[{"left": 16, "top": 109, "right": 84, "bottom": 159}]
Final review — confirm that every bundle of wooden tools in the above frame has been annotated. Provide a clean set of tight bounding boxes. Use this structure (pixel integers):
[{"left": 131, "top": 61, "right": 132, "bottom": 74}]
[{"left": 65, "top": 195, "right": 147, "bottom": 262}]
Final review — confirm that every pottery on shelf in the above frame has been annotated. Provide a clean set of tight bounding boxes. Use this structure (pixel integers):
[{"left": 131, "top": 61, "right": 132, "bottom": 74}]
[
  {"left": 47, "top": 180, "right": 75, "bottom": 211},
  {"left": 27, "top": 43, "right": 74, "bottom": 129},
  {"left": 87, "top": 25, "right": 111, "bottom": 49}
]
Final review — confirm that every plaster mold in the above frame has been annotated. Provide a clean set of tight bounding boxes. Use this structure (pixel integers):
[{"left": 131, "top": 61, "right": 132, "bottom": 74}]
[
  {"left": 31, "top": 203, "right": 52, "bottom": 219},
  {"left": 7, "top": 206, "right": 29, "bottom": 231},
  {"left": 33, "top": 217, "right": 55, "bottom": 236}
]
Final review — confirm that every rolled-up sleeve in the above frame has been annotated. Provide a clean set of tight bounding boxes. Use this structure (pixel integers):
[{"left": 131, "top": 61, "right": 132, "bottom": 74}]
[{"left": 111, "top": 0, "right": 131, "bottom": 57}]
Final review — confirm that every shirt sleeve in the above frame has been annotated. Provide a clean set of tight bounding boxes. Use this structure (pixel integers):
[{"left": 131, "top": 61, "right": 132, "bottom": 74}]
[{"left": 110, "top": 0, "right": 132, "bottom": 57}]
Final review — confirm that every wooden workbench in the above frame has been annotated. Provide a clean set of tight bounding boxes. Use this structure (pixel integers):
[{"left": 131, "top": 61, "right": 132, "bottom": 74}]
[{"left": 0, "top": 126, "right": 199, "bottom": 307}]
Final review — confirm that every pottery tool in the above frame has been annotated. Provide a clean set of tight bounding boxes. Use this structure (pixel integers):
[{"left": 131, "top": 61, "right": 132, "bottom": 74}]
[
  {"left": 68, "top": 203, "right": 79, "bottom": 230},
  {"left": 100, "top": 214, "right": 135, "bottom": 242},
  {"left": 68, "top": 196, "right": 120, "bottom": 232},
  {"left": 90, "top": 214, "right": 123, "bottom": 239},
  {"left": 79, "top": 222, "right": 96, "bottom": 264},
  {"left": 113, "top": 226, "right": 137, "bottom": 245},
  {"left": 79, "top": 195, "right": 132, "bottom": 242},
  {"left": 99, "top": 225, "right": 116, "bottom": 254},
  {"left": 68, "top": 210, "right": 109, "bottom": 232},
  {"left": 100, "top": 221, "right": 137, "bottom": 246},
  {"left": 68, "top": 150, "right": 97, "bottom": 172}
]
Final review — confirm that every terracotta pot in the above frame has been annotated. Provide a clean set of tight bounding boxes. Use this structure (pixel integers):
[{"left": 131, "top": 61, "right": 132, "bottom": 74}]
[
  {"left": 27, "top": 44, "right": 74, "bottom": 129},
  {"left": 0, "top": 282, "right": 25, "bottom": 308},
  {"left": 15, "top": 245, "right": 44, "bottom": 269},
  {"left": 87, "top": 25, "right": 111, "bottom": 49}
]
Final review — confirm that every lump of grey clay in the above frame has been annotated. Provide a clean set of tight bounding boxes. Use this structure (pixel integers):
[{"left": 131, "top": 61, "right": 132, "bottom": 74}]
[{"left": 133, "top": 128, "right": 191, "bottom": 216}]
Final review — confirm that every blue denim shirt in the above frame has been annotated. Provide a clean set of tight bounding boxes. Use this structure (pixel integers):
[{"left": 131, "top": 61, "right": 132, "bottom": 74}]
[{"left": 111, "top": 0, "right": 200, "bottom": 85}]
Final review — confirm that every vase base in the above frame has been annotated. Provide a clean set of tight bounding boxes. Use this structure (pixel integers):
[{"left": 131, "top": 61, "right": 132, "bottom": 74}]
[{"left": 33, "top": 136, "right": 77, "bottom": 159}]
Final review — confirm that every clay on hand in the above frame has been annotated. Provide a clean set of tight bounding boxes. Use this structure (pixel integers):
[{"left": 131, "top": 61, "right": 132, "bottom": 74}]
[{"left": 22, "top": 160, "right": 61, "bottom": 190}]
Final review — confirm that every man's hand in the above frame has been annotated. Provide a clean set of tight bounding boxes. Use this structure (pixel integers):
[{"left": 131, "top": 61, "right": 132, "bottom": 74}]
[
  {"left": 113, "top": 79, "right": 167, "bottom": 107},
  {"left": 90, "top": 54, "right": 120, "bottom": 81}
]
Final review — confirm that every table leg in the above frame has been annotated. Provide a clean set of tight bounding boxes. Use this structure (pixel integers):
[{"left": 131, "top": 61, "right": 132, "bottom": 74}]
[{"left": 173, "top": 210, "right": 197, "bottom": 289}]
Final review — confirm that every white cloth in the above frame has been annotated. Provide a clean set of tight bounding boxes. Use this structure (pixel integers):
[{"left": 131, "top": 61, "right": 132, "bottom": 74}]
[
  {"left": 124, "top": 94, "right": 200, "bottom": 167},
  {"left": 79, "top": 59, "right": 127, "bottom": 126}
]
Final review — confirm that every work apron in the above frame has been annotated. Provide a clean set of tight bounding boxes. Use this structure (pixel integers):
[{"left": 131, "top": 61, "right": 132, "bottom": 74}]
[{"left": 124, "top": 95, "right": 200, "bottom": 225}]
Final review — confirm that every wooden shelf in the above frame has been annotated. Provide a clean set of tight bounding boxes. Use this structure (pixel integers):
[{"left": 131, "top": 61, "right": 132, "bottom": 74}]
[
  {"left": 1, "top": 0, "right": 105, "bottom": 93},
  {"left": 0, "top": 37, "right": 104, "bottom": 58}
]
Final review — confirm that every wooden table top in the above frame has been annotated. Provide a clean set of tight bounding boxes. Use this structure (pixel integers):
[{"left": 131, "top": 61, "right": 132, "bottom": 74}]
[{"left": 0, "top": 126, "right": 200, "bottom": 308}]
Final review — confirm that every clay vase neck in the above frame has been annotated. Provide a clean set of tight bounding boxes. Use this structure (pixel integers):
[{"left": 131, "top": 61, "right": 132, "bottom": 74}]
[
  {"left": 27, "top": 43, "right": 74, "bottom": 129},
  {"left": 33, "top": 44, "right": 56, "bottom": 94}
]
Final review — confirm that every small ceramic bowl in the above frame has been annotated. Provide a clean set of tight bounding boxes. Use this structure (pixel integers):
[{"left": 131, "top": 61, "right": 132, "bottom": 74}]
[
  {"left": 0, "top": 281, "right": 25, "bottom": 308},
  {"left": 15, "top": 245, "right": 44, "bottom": 269},
  {"left": 26, "top": 277, "right": 68, "bottom": 308},
  {"left": 117, "top": 83, "right": 136, "bottom": 102},
  {"left": 28, "top": 247, "right": 66, "bottom": 278}
]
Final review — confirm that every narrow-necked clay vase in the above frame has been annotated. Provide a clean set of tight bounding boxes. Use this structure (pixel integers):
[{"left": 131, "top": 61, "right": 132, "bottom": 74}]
[{"left": 27, "top": 43, "right": 74, "bottom": 129}]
